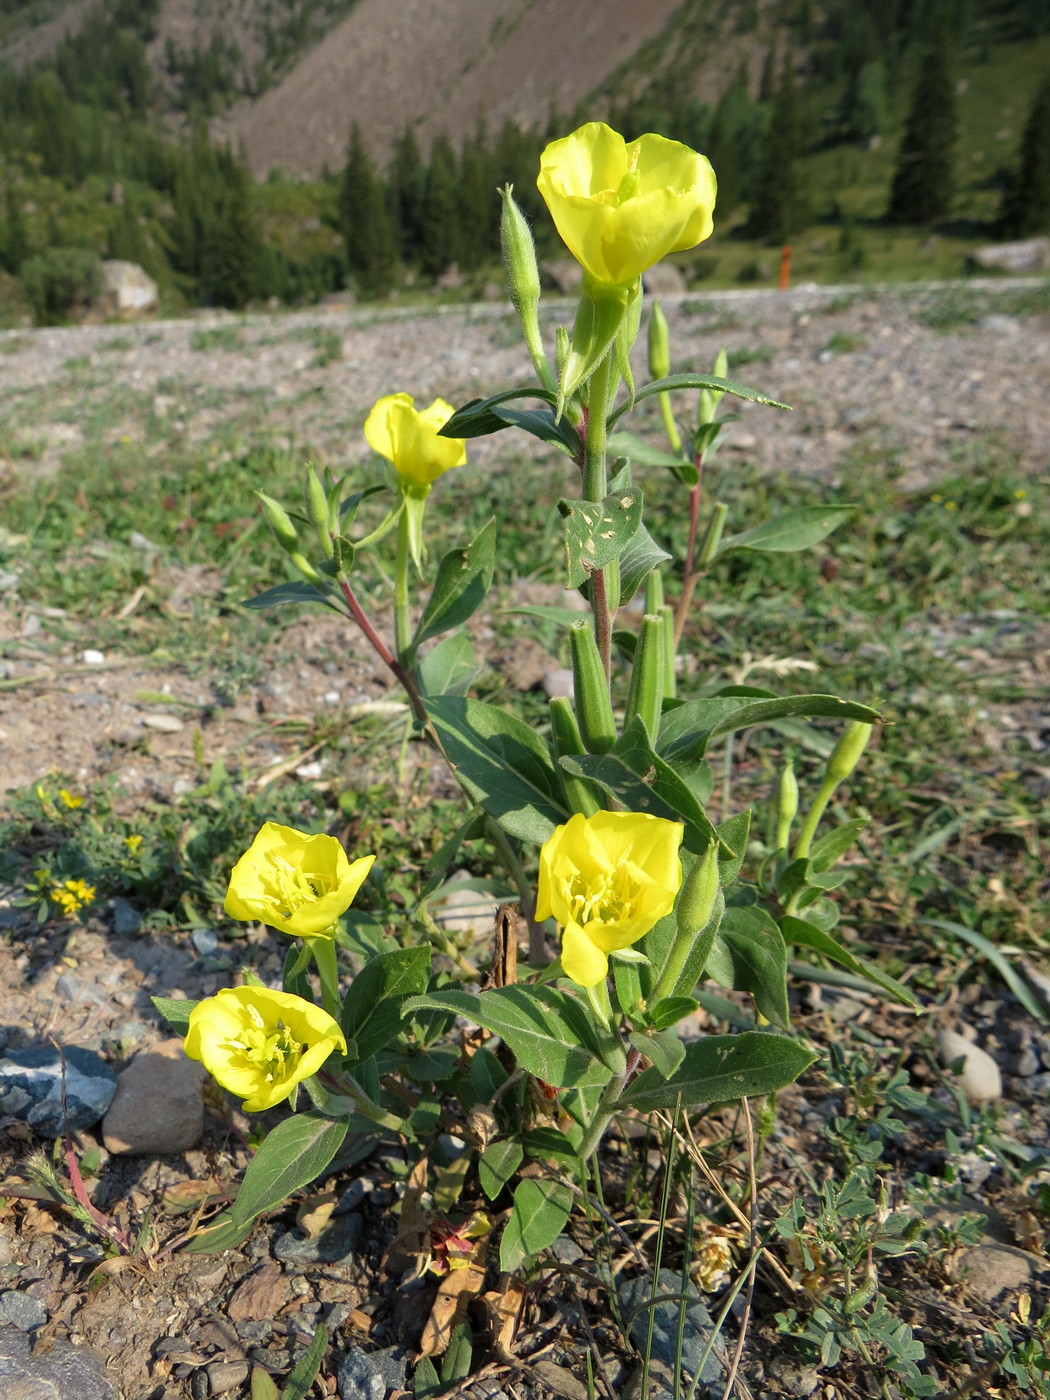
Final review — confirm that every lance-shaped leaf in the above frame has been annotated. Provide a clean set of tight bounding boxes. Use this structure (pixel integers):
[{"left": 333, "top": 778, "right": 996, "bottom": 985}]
[
  {"left": 559, "top": 490, "right": 643, "bottom": 589},
  {"left": 242, "top": 580, "right": 342, "bottom": 613},
  {"left": 413, "top": 519, "right": 496, "bottom": 650},
  {"left": 608, "top": 372, "right": 790, "bottom": 426},
  {"left": 439, "top": 387, "right": 556, "bottom": 439},
  {"left": 491, "top": 404, "right": 581, "bottom": 456},
  {"left": 782, "top": 916, "right": 920, "bottom": 1008},
  {"left": 617, "top": 520, "right": 673, "bottom": 605},
  {"left": 624, "top": 1031, "right": 816, "bottom": 1112},
  {"left": 715, "top": 506, "right": 855, "bottom": 558},
  {"left": 152, "top": 996, "right": 199, "bottom": 1037},
  {"left": 560, "top": 716, "right": 718, "bottom": 853},
  {"left": 230, "top": 1113, "right": 348, "bottom": 1227},
  {"left": 340, "top": 946, "right": 432, "bottom": 1065},
  {"left": 418, "top": 632, "right": 478, "bottom": 698},
  {"left": 706, "top": 904, "right": 790, "bottom": 1028},
  {"left": 424, "top": 696, "right": 568, "bottom": 844},
  {"left": 658, "top": 694, "right": 880, "bottom": 766},
  {"left": 500, "top": 1179, "right": 574, "bottom": 1272},
  {"left": 403, "top": 986, "right": 613, "bottom": 1088},
  {"left": 607, "top": 430, "right": 687, "bottom": 469}
]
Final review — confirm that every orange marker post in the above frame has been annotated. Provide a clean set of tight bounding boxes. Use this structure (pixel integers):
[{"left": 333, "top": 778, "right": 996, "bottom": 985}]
[{"left": 779, "top": 244, "right": 792, "bottom": 291}]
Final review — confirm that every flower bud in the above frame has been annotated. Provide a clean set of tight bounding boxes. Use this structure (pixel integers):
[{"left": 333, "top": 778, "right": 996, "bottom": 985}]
[
  {"left": 648, "top": 301, "right": 670, "bottom": 381},
  {"left": 569, "top": 619, "right": 617, "bottom": 754},
  {"left": 644, "top": 568, "right": 664, "bottom": 615},
  {"left": 501, "top": 185, "right": 553, "bottom": 392},
  {"left": 258, "top": 492, "right": 299, "bottom": 554},
  {"left": 623, "top": 613, "right": 665, "bottom": 740},
  {"left": 698, "top": 346, "right": 729, "bottom": 427},
  {"left": 303, "top": 465, "right": 334, "bottom": 557},
  {"left": 774, "top": 759, "right": 799, "bottom": 851},
  {"left": 549, "top": 698, "right": 602, "bottom": 817},
  {"left": 825, "top": 721, "right": 873, "bottom": 786},
  {"left": 696, "top": 501, "right": 728, "bottom": 567},
  {"left": 676, "top": 841, "right": 720, "bottom": 938}
]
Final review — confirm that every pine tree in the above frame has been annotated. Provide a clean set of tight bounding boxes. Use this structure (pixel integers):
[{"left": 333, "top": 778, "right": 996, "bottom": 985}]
[
  {"left": 386, "top": 125, "right": 426, "bottom": 263},
  {"left": 1000, "top": 76, "right": 1050, "bottom": 237},
  {"left": 419, "top": 133, "right": 460, "bottom": 278},
  {"left": 457, "top": 122, "right": 496, "bottom": 271},
  {"left": 886, "top": 42, "right": 957, "bottom": 223},
  {"left": 0, "top": 186, "right": 30, "bottom": 275},
  {"left": 202, "top": 150, "right": 266, "bottom": 308},
  {"left": 339, "top": 125, "right": 395, "bottom": 298},
  {"left": 747, "top": 50, "right": 808, "bottom": 242}
]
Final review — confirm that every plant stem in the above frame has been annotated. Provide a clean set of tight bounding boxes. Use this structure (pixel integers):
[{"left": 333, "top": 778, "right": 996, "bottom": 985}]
[
  {"left": 583, "top": 352, "right": 614, "bottom": 680},
  {"left": 673, "top": 466, "right": 704, "bottom": 646},
  {"left": 393, "top": 507, "right": 412, "bottom": 666},
  {"left": 792, "top": 774, "right": 838, "bottom": 863},
  {"left": 578, "top": 1065, "right": 627, "bottom": 1161},
  {"left": 337, "top": 574, "right": 426, "bottom": 723},
  {"left": 319, "top": 1072, "right": 407, "bottom": 1134},
  {"left": 306, "top": 936, "right": 341, "bottom": 1020}
]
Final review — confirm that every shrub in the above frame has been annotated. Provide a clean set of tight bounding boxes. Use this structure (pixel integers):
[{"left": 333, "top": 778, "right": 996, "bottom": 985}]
[{"left": 20, "top": 247, "right": 103, "bottom": 325}]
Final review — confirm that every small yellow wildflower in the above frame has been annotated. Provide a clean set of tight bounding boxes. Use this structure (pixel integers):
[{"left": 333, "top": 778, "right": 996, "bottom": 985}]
[
  {"left": 53, "top": 879, "right": 96, "bottom": 917},
  {"left": 124, "top": 834, "right": 143, "bottom": 853},
  {"left": 59, "top": 789, "right": 83, "bottom": 810}
]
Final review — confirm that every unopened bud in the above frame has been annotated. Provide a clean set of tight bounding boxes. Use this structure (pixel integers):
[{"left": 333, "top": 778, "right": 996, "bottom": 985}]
[
  {"left": 569, "top": 619, "right": 617, "bottom": 754},
  {"left": 648, "top": 301, "right": 671, "bottom": 381},
  {"left": 676, "top": 842, "right": 720, "bottom": 938},
  {"left": 644, "top": 569, "right": 664, "bottom": 614},
  {"left": 258, "top": 492, "right": 299, "bottom": 553},
  {"left": 500, "top": 185, "right": 541, "bottom": 311},
  {"left": 698, "top": 346, "right": 729, "bottom": 426},
  {"left": 303, "top": 465, "right": 334, "bottom": 557},
  {"left": 774, "top": 759, "right": 799, "bottom": 850},
  {"left": 825, "top": 721, "right": 873, "bottom": 786},
  {"left": 549, "top": 697, "right": 602, "bottom": 817}
]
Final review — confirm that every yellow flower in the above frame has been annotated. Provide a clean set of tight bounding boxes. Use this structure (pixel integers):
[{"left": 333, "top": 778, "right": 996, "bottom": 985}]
[
  {"left": 124, "top": 834, "right": 143, "bottom": 853},
  {"left": 536, "top": 122, "right": 716, "bottom": 288},
  {"left": 225, "top": 822, "right": 374, "bottom": 939},
  {"left": 183, "top": 986, "right": 346, "bottom": 1112},
  {"left": 59, "top": 789, "right": 83, "bottom": 810},
  {"left": 53, "top": 878, "right": 96, "bottom": 917},
  {"left": 363, "top": 393, "right": 467, "bottom": 487},
  {"left": 536, "top": 811, "right": 684, "bottom": 987}
]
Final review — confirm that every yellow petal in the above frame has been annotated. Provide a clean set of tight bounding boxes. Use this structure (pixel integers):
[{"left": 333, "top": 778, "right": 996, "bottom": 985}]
[
  {"left": 363, "top": 392, "right": 466, "bottom": 486},
  {"left": 560, "top": 922, "right": 610, "bottom": 987}
]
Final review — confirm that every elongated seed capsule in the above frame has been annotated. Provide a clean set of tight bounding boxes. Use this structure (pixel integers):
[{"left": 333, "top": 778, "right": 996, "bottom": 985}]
[
  {"left": 569, "top": 619, "right": 617, "bottom": 754},
  {"left": 774, "top": 759, "right": 799, "bottom": 851},
  {"left": 826, "top": 721, "right": 873, "bottom": 785},
  {"left": 257, "top": 492, "right": 299, "bottom": 553},
  {"left": 698, "top": 346, "right": 729, "bottom": 426},
  {"left": 304, "top": 465, "right": 334, "bottom": 557},
  {"left": 549, "top": 698, "right": 602, "bottom": 817},
  {"left": 659, "top": 604, "right": 677, "bottom": 700},
  {"left": 623, "top": 613, "right": 665, "bottom": 740},
  {"left": 696, "top": 501, "right": 728, "bottom": 567},
  {"left": 645, "top": 568, "right": 664, "bottom": 614}
]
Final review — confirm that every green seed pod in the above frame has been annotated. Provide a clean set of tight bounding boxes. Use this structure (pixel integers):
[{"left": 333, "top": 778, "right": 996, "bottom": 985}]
[
  {"left": 648, "top": 301, "right": 671, "bottom": 381},
  {"left": 549, "top": 697, "right": 602, "bottom": 817},
  {"left": 569, "top": 619, "right": 617, "bottom": 754},
  {"left": 303, "top": 465, "right": 334, "bottom": 557},
  {"left": 696, "top": 502, "right": 728, "bottom": 567},
  {"left": 659, "top": 604, "right": 677, "bottom": 700},
  {"left": 257, "top": 492, "right": 299, "bottom": 554},
  {"left": 676, "top": 841, "right": 720, "bottom": 938},
  {"left": 826, "top": 721, "right": 873, "bottom": 785},
  {"left": 774, "top": 759, "right": 799, "bottom": 851},
  {"left": 289, "top": 551, "right": 325, "bottom": 586},
  {"left": 623, "top": 613, "right": 665, "bottom": 740},
  {"left": 644, "top": 569, "right": 664, "bottom": 614}
]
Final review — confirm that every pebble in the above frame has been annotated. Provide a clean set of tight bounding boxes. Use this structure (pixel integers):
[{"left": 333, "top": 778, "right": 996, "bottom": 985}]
[
  {"left": 936, "top": 1029, "right": 1003, "bottom": 1103},
  {"left": 191, "top": 928, "right": 220, "bottom": 957},
  {"left": 337, "top": 1345, "right": 408, "bottom": 1400},
  {"left": 0, "top": 1326, "right": 121, "bottom": 1400},
  {"left": 273, "top": 1213, "right": 363, "bottom": 1267},
  {"left": 532, "top": 1359, "right": 588, "bottom": 1400},
  {"left": 957, "top": 1242, "right": 1042, "bottom": 1305},
  {"left": 142, "top": 712, "right": 184, "bottom": 732},
  {"left": 336, "top": 1177, "right": 374, "bottom": 1212},
  {"left": 205, "top": 1359, "right": 250, "bottom": 1395},
  {"left": 80, "top": 650, "right": 105, "bottom": 665},
  {"left": 0, "top": 1292, "right": 46, "bottom": 1331},
  {"left": 110, "top": 897, "right": 142, "bottom": 935},
  {"left": 616, "top": 1270, "right": 725, "bottom": 1396},
  {"left": 0, "top": 1046, "right": 117, "bottom": 1136},
  {"left": 428, "top": 872, "right": 496, "bottom": 938},
  {"left": 102, "top": 1039, "right": 206, "bottom": 1155},
  {"left": 541, "top": 668, "right": 574, "bottom": 700}
]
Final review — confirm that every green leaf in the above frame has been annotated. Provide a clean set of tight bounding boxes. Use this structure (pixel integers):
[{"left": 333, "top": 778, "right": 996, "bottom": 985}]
[
  {"left": 658, "top": 694, "right": 880, "bottom": 765},
  {"left": 607, "top": 430, "right": 687, "bottom": 469},
  {"left": 413, "top": 1355, "right": 442, "bottom": 1400},
  {"left": 441, "top": 1321, "right": 473, "bottom": 1385},
  {"left": 559, "top": 490, "right": 643, "bottom": 589},
  {"left": 280, "top": 1325, "right": 328, "bottom": 1400},
  {"left": 716, "top": 810, "right": 751, "bottom": 883},
  {"left": 338, "top": 483, "right": 385, "bottom": 521},
  {"left": 341, "top": 947, "right": 432, "bottom": 1065},
  {"left": 252, "top": 1367, "right": 280, "bottom": 1400},
  {"left": 282, "top": 946, "right": 312, "bottom": 1002},
  {"left": 648, "top": 996, "right": 701, "bottom": 1030},
  {"left": 629, "top": 1028, "right": 686, "bottom": 1079},
  {"left": 491, "top": 404, "right": 580, "bottom": 455},
  {"left": 706, "top": 904, "right": 790, "bottom": 1027},
  {"left": 780, "top": 916, "right": 919, "bottom": 1009},
  {"left": 920, "top": 918, "right": 1049, "bottom": 1025},
  {"left": 151, "top": 996, "right": 198, "bottom": 1037},
  {"left": 184, "top": 1209, "right": 257, "bottom": 1254},
  {"left": 440, "top": 387, "right": 555, "bottom": 439},
  {"left": 617, "top": 520, "right": 673, "bottom": 605},
  {"left": 624, "top": 1031, "right": 816, "bottom": 1112},
  {"left": 520, "top": 1126, "right": 582, "bottom": 1164},
  {"left": 608, "top": 373, "right": 791, "bottom": 426},
  {"left": 413, "top": 519, "right": 496, "bottom": 649},
  {"left": 716, "top": 506, "right": 854, "bottom": 558},
  {"left": 808, "top": 819, "right": 870, "bottom": 873},
  {"left": 506, "top": 603, "right": 590, "bottom": 631},
  {"left": 418, "top": 632, "right": 478, "bottom": 698},
  {"left": 242, "top": 580, "right": 340, "bottom": 612},
  {"left": 479, "top": 1139, "right": 524, "bottom": 1200},
  {"left": 403, "top": 986, "right": 612, "bottom": 1089},
  {"left": 469, "top": 1046, "right": 509, "bottom": 1103},
  {"left": 231, "top": 1113, "right": 348, "bottom": 1227},
  {"left": 560, "top": 716, "right": 717, "bottom": 853},
  {"left": 424, "top": 696, "right": 568, "bottom": 844},
  {"left": 500, "top": 1179, "right": 574, "bottom": 1272}
]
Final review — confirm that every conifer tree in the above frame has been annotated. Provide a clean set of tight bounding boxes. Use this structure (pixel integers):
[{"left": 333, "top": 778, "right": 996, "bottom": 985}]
[
  {"left": 886, "top": 42, "right": 957, "bottom": 223},
  {"left": 457, "top": 121, "right": 496, "bottom": 271},
  {"left": 419, "top": 133, "right": 460, "bottom": 278},
  {"left": 0, "top": 186, "right": 30, "bottom": 275},
  {"left": 1000, "top": 76, "right": 1050, "bottom": 237},
  {"left": 747, "top": 49, "right": 808, "bottom": 242},
  {"left": 339, "top": 125, "right": 395, "bottom": 298},
  {"left": 202, "top": 153, "right": 265, "bottom": 308},
  {"left": 386, "top": 125, "right": 426, "bottom": 263}
]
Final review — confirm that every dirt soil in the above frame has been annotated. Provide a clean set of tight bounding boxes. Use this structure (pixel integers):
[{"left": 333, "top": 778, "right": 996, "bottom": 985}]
[{"left": 0, "top": 284, "right": 1048, "bottom": 1400}]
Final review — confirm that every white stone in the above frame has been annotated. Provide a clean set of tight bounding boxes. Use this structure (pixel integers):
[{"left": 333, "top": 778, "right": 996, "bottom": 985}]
[
  {"left": 99, "top": 260, "right": 159, "bottom": 317},
  {"left": 936, "top": 1029, "right": 1002, "bottom": 1103},
  {"left": 81, "top": 649, "right": 105, "bottom": 665}
]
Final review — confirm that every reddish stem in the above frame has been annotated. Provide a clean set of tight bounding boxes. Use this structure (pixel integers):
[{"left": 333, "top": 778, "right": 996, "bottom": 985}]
[{"left": 338, "top": 576, "right": 426, "bottom": 722}]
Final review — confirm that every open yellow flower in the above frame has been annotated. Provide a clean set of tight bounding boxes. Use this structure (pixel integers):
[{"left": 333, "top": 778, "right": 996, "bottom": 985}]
[
  {"left": 363, "top": 393, "right": 467, "bottom": 487},
  {"left": 224, "top": 822, "right": 374, "bottom": 939},
  {"left": 184, "top": 986, "right": 346, "bottom": 1112},
  {"left": 537, "top": 122, "right": 716, "bottom": 288},
  {"left": 536, "top": 811, "right": 684, "bottom": 987}
]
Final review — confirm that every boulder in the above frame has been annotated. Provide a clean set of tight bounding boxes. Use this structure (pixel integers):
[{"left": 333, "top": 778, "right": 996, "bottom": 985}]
[
  {"left": 101, "top": 1038, "right": 205, "bottom": 1154},
  {"left": 98, "top": 260, "right": 158, "bottom": 318},
  {"left": 642, "top": 259, "right": 688, "bottom": 293},
  {"left": 967, "top": 237, "right": 1050, "bottom": 274}
]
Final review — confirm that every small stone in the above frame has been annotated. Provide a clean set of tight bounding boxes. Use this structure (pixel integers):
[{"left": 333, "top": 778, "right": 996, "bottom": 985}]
[
  {"left": 429, "top": 871, "right": 494, "bottom": 938},
  {"left": 142, "top": 713, "right": 184, "bottom": 732},
  {"left": 0, "top": 1047, "right": 117, "bottom": 1136},
  {"left": 110, "top": 897, "right": 142, "bottom": 936},
  {"left": 227, "top": 1263, "right": 289, "bottom": 1323},
  {"left": 616, "top": 1270, "right": 724, "bottom": 1395},
  {"left": 205, "top": 1360, "right": 250, "bottom": 1395},
  {"left": 81, "top": 650, "right": 105, "bottom": 665},
  {"left": 102, "top": 1040, "right": 205, "bottom": 1155},
  {"left": 274, "top": 1213, "right": 362, "bottom": 1267},
  {"left": 0, "top": 1326, "right": 121, "bottom": 1400},
  {"left": 0, "top": 1293, "right": 46, "bottom": 1331},
  {"left": 532, "top": 1359, "right": 588, "bottom": 1400},
  {"left": 337, "top": 1178, "right": 373, "bottom": 1212},
  {"left": 541, "top": 668, "right": 574, "bottom": 701},
  {"left": 768, "top": 1356, "right": 820, "bottom": 1396},
  {"left": 129, "top": 532, "right": 159, "bottom": 552},
  {"left": 936, "top": 1030, "right": 1002, "bottom": 1103},
  {"left": 957, "top": 1242, "right": 1041, "bottom": 1305},
  {"left": 550, "top": 1235, "right": 585, "bottom": 1265},
  {"left": 337, "top": 1345, "right": 408, "bottom": 1400},
  {"left": 191, "top": 929, "right": 220, "bottom": 958}
]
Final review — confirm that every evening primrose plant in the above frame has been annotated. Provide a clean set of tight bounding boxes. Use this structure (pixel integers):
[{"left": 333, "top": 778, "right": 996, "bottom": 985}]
[{"left": 155, "top": 120, "right": 915, "bottom": 1268}]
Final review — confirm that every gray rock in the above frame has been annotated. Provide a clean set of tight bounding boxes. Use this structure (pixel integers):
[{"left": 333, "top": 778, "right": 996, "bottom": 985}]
[
  {"left": 550, "top": 1234, "right": 585, "bottom": 1265},
  {"left": 98, "top": 259, "right": 159, "bottom": 318},
  {"left": 977, "top": 313, "right": 1020, "bottom": 335},
  {"left": 110, "top": 898, "right": 142, "bottom": 936},
  {"left": 274, "top": 1213, "right": 363, "bottom": 1267},
  {"left": 541, "top": 668, "right": 574, "bottom": 701},
  {"left": 0, "top": 1046, "right": 117, "bottom": 1136},
  {"left": 967, "top": 237, "right": 1050, "bottom": 273},
  {"left": 337, "top": 1177, "right": 374, "bottom": 1212},
  {"left": 936, "top": 1029, "right": 1002, "bottom": 1103},
  {"left": 768, "top": 1355, "right": 820, "bottom": 1396},
  {"left": 958, "top": 1242, "right": 1042, "bottom": 1305},
  {"left": 337, "top": 1344, "right": 408, "bottom": 1400},
  {"left": 642, "top": 261, "right": 688, "bottom": 295},
  {"left": 205, "top": 1359, "right": 249, "bottom": 1395},
  {"left": 616, "top": 1269, "right": 725, "bottom": 1396},
  {"left": 0, "top": 1293, "right": 46, "bottom": 1331},
  {"left": 429, "top": 872, "right": 495, "bottom": 938},
  {"left": 102, "top": 1039, "right": 205, "bottom": 1155},
  {"left": 191, "top": 928, "right": 220, "bottom": 957},
  {"left": 0, "top": 1326, "right": 121, "bottom": 1400}
]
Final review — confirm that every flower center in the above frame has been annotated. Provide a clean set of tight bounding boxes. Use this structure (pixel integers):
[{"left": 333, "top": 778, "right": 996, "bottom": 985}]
[
  {"left": 567, "top": 858, "right": 639, "bottom": 929},
  {"left": 262, "top": 852, "right": 335, "bottom": 920},
  {"left": 229, "top": 1006, "right": 303, "bottom": 1084}
]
